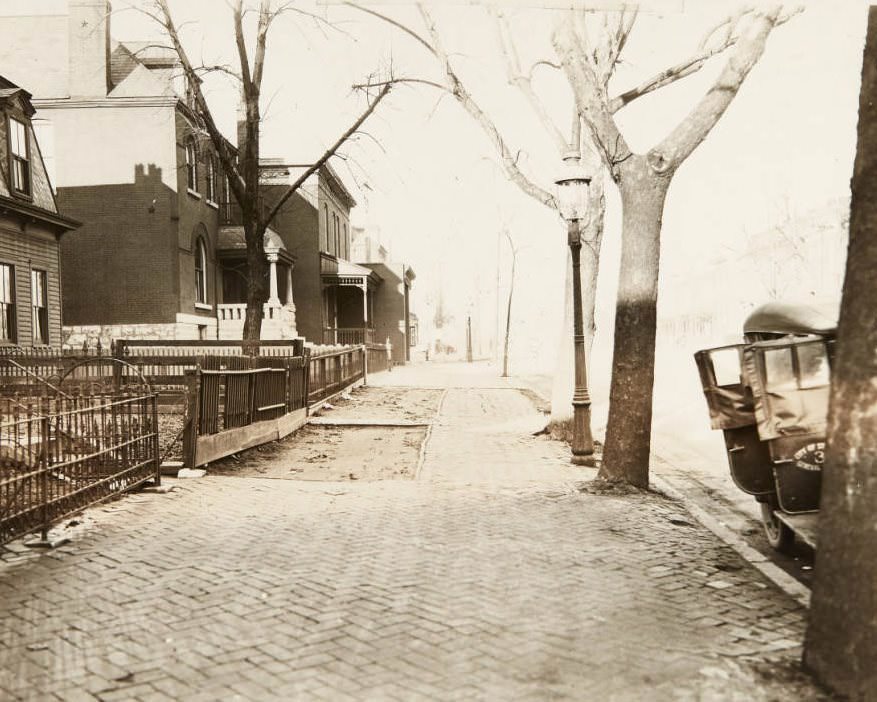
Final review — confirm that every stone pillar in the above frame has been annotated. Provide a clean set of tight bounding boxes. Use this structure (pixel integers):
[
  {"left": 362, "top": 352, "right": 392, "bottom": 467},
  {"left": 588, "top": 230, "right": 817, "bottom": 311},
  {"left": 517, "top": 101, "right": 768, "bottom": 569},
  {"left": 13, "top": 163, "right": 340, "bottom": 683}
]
[{"left": 267, "top": 253, "right": 280, "bottom": 305}]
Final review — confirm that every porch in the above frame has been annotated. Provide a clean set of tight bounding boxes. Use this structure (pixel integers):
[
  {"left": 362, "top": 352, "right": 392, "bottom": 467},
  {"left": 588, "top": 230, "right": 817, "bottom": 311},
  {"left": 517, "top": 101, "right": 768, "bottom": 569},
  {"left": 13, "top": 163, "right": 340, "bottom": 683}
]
[
  {"left": 321, "top": 255, "right": 382, "bottom": 346},
  {"left": 217, "top": 226, "right": 297, "bottom": 340}
]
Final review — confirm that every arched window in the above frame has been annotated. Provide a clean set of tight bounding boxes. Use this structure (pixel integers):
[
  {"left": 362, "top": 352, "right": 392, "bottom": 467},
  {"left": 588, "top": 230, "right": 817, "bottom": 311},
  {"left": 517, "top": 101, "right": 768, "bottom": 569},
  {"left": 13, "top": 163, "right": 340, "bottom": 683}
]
[
  {"left": 185, "top": 137, "right": 198, "bottom": 192},
  {"left": 321, "top": 204, "right": 329, "bottom": 251},
  {"left": 195, "top": 237, "right": 207, "bottom": 304},
  {"left": 206, "top": 155, "right": 217, "bottom": 203}
]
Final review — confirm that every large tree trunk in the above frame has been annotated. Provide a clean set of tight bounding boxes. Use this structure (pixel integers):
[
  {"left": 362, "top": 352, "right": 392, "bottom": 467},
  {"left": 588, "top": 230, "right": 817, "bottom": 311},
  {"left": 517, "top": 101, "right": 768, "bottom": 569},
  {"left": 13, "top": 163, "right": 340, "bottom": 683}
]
[
  {"left": 242, "top": 218, "right": 269, "bottom": 349},
  {"left": 803, "top": 8, "right": 877, "bottom": 695},
  {"left": 599, "top": 157, "right": 670, "bottom": 487}
]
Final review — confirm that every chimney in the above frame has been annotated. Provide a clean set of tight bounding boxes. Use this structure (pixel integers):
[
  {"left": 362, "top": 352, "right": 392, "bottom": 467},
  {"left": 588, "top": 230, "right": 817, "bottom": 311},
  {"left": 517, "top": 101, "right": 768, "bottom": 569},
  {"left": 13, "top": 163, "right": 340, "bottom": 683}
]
[
  {"left": 237, "top": 98, "right": 247, "bottom": 153},
  {"left": 68, "top": 0, "right": 111, "bottom": 97}
]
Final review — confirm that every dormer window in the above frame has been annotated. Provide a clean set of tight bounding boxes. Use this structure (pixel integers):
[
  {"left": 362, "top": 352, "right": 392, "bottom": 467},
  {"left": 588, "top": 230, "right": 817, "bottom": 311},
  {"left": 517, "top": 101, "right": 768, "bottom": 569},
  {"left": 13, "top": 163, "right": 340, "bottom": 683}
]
[
  {"left": 185, "top": 136, "right": 198, "bottom": 192},
  {"left": 8, "top": 117, "right": 30, "bottom": 196}
]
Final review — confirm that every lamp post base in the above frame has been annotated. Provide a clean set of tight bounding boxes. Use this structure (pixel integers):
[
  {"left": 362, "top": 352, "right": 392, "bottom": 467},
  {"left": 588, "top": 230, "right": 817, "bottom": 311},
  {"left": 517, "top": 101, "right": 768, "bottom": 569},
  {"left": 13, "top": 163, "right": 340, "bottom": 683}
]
[{"left": 571, "top": 453, "right": 596, "bottom": 467}]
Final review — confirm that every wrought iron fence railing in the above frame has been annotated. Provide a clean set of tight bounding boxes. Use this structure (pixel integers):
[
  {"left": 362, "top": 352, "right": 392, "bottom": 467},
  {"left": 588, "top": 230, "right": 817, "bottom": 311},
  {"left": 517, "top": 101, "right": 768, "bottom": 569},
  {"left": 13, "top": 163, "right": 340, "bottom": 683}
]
[{"left": 0, "top": 392, "right": 160, "bottom": 546}]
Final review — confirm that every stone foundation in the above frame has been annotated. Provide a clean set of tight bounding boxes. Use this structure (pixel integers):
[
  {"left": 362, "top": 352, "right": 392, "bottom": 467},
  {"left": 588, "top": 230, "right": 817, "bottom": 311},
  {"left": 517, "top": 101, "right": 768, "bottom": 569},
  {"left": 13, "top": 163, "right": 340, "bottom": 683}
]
[{"left": 62, "top": 318, "right": 219, "bottom": 350}]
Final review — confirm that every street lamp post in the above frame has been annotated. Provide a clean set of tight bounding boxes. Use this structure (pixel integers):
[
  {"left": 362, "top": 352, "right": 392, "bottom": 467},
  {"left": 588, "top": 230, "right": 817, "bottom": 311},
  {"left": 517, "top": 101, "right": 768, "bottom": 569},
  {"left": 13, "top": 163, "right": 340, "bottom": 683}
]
[{"left": 555, "top": 152, "right": 595, "bottom": 467}]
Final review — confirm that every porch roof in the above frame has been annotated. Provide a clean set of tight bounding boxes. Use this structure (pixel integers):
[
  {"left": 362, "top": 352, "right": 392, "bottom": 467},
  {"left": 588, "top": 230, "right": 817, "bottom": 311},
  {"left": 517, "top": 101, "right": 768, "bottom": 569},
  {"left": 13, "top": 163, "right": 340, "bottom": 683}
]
[
  {"left": 321, "top": 258, "right": 383, "bottom": 288},
  {"left": 217, "top": 226, "right": 294, "bottom": 262}
]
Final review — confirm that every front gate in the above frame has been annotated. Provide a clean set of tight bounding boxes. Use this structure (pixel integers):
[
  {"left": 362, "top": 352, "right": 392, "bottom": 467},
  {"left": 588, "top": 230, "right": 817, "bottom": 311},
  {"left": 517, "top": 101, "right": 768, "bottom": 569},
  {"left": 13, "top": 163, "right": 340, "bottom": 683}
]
[{"left": 0, "top": 361, "right": 160, "bottom": 546}]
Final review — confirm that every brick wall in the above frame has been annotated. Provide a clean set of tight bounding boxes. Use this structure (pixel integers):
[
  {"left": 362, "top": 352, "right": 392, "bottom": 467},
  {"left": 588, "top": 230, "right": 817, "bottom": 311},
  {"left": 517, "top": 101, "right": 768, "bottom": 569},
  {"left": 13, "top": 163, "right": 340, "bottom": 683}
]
[
  {"left": 174, "top": 111, "right": 222, "bottom": 319},
  {"left": 262, "top": 185, "right": 322, "bottom": 343},
  {"left": 56, "top": 164, "right": 179, "bottom": 325}
]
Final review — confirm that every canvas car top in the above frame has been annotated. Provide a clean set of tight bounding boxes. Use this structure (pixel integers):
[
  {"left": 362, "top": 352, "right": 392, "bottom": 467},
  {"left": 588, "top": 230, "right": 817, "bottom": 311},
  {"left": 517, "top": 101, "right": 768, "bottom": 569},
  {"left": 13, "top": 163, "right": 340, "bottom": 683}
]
[{"left": 743, "top": 300, "right": 838, "bottom": 336}]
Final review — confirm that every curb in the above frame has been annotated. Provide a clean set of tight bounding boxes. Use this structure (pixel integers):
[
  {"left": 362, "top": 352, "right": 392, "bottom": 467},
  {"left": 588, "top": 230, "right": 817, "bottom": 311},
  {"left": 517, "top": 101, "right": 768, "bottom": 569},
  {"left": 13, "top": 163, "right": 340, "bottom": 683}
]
[{"left": 650, "top": 472, "right": 811, "bottom": 608}]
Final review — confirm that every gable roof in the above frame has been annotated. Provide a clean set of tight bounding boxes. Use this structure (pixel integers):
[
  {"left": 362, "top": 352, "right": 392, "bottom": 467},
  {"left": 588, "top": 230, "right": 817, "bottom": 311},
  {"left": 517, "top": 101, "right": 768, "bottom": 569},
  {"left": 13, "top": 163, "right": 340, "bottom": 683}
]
[{"left": 109, "top": 63, "right": 175, "bottom": 98}]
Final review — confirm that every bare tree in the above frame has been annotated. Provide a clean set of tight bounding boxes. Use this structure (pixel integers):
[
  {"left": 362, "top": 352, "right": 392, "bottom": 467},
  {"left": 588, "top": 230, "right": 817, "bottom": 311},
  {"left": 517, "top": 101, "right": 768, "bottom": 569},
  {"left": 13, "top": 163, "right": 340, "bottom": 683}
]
[
  {"left": 149, "top": 0, "right": 392, "bottom": 347},
  {"left": 348, "top": 2, "right": 607, "bottom": 432},
  {"left": 501, "top": 230, "right": 516, "bottom": 378},
  {"left": 553, "top": 5, "right": 799, "bottom": 486},
  {"left": 803, "top": 7, "right": 877, "bottom": 694}
]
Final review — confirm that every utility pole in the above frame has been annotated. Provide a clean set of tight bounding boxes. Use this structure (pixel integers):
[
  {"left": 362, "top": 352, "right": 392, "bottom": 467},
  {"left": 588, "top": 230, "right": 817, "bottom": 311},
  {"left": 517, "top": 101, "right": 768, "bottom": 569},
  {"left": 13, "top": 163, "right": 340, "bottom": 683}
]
[{"left": 466, "top": 316, "right": 473, "bottom": 363}]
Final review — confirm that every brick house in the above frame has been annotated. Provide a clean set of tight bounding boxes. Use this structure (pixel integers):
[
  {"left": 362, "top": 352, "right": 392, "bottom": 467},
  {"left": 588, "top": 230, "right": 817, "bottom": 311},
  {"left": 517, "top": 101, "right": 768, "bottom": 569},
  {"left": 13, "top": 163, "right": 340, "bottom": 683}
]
[
  {"left": 0, "top": 76, "right": 78, "bottom": 347},
  {"left": 0, "top": 0, "right": 297, "bottom": 346}
]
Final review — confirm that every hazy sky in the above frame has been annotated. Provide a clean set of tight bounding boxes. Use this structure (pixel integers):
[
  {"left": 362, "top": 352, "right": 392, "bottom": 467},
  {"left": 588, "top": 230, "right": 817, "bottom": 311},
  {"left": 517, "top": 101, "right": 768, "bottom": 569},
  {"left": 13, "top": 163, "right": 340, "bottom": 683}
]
[{"left": 110, "top": 0, "right": 868, "bottom": 369}]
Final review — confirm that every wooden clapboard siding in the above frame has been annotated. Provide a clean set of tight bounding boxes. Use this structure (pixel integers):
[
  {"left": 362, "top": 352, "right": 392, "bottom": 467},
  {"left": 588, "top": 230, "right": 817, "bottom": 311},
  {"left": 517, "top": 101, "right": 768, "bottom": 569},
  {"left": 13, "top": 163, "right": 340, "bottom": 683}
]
[{"left": 0, "top": 224, "right": 63, "bottom": 346}]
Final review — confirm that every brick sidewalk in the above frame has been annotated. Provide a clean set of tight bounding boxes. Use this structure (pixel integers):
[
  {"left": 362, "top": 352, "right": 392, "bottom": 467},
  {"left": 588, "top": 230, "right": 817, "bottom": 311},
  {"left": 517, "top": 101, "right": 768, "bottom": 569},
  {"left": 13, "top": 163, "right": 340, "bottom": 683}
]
[{"left": 0, "top": 363, "right": 825, "bottom": 701}]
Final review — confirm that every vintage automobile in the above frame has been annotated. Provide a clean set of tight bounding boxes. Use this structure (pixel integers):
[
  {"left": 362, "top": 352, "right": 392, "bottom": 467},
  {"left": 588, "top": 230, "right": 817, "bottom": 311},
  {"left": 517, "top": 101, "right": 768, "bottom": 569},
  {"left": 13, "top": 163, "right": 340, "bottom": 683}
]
[{"left": 694, "top": 301, "right": 837, "bottom": 552}]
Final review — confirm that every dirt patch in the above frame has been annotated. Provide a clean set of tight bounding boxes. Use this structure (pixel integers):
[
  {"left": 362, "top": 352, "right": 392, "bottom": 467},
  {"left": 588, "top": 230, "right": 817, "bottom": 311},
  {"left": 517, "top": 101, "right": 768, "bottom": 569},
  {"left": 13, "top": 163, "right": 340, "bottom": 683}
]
[
  {"left": 314, "top": 386, "right": 442, "bottom": 423},
  {"left": 158, "top": 411, "right": 186, "bottom": 462},
  {"left": 576, "top": 477, "right": 646, "bottom": 497},
  {"left": 209, "top": 424, "right": 427, "bottom": 481}
]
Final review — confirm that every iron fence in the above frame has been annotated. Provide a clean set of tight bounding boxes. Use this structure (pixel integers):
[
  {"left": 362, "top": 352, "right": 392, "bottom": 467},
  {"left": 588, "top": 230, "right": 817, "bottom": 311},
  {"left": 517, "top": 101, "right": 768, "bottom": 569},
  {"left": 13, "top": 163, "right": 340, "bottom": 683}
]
[{"left": 0, "top": 392, "right": 160, "bottom": 546}]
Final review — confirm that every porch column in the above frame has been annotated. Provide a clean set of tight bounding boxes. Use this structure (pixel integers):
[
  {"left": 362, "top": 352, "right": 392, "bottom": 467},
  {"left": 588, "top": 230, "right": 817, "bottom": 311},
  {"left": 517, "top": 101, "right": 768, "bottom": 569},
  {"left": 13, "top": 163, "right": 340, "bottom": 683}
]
[
  {"left": 361, "top": 282, "right": 369, "bottom": 324},
  {"left": 285, "top": 262, "right": 295, "bottom": 306},
  {"left": 267, "top": 253, "right": 280, "bottom": 305}
]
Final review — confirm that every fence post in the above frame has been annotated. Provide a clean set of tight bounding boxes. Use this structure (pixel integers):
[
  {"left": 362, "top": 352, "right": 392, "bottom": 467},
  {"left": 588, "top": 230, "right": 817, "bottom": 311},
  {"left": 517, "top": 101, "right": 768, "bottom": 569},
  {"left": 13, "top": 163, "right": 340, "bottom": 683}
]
[
  {"left": 303, "top": 347, "right": 312, "bottom": 415},
  {"left": 151, "top": 393, "right": 161, "bottom": 486},
  {"left": 182, "top": 369, "right": 201, "bottom": 469},
  {"left": 39, "top": 412, "right": 50, "bottom": 542}
]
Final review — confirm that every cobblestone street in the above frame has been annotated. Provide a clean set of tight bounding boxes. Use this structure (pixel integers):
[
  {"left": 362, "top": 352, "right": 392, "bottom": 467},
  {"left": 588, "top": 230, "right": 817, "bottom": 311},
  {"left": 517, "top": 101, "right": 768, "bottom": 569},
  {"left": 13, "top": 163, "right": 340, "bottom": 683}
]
[{"left": 0, "top": 362, "right": 825, "bottom": 700}]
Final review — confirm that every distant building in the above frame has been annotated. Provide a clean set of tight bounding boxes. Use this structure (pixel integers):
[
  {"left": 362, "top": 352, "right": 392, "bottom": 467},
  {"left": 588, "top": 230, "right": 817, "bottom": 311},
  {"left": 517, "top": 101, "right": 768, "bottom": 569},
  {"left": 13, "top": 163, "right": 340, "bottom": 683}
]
[
  {"left": 0, "top": 75, "right": 78, "bottom": 347},
  {"left": 350, "top": 227, "right": 416, "bottom": 365}
]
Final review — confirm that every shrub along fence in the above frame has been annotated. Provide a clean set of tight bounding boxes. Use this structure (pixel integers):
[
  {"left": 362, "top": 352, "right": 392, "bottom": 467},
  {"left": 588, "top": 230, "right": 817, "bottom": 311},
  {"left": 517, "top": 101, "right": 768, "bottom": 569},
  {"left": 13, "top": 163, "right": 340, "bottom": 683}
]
[{"left": 0, "top": 391, "right": 160, "bottom": 546}]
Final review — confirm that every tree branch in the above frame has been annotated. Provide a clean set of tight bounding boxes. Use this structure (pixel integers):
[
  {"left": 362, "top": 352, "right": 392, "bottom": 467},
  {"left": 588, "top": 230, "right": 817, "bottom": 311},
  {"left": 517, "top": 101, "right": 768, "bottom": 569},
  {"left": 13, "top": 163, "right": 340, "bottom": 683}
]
[
  {"left": 344, "top": 1, "right": 438, "bottom": 57},
  {"left": 251, "top": 0, "right": 271, "bottom": 92},
  {"left": 263, "top": 84, "right": 393, "bottom": 226},
  {"left": 347, "top": 1, "right": 556, "bottom": 208},
  {"left": 417, "top": 4, "right": 556, "bottom": 208},
  {"left": 154, "top": 0, "right": 246, "bottom": 205},
  {"left": 609, "top": 8, "right": 746, "bottom": 113},
  {"left": 492, "top": 7, "right": 568, "bottom": 155},
  {"left": 352, "top": 77, "right": 449, "bottom": 92},
  {"left": 553, "top": 15, "right": 629, "bottom": 178},
  {"left": 651, "top": 7, "right": 785, "bottom": 173}
]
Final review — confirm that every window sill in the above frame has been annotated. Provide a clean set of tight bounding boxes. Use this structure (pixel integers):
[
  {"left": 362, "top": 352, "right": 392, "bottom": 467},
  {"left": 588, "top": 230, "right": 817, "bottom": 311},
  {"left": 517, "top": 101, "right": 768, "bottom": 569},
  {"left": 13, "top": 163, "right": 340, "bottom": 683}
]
[
  {"left": 194, "top": 302, "right": 213, "bottom": 311},
  {"left": 11, "top": 190, "right": 33, "bottom": 203},
  {"left": 206, "top": 199, "right": 219, "bottom": 210},
  {"left": 187, "top": 188, "right": 202, "bottom": 200}
]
